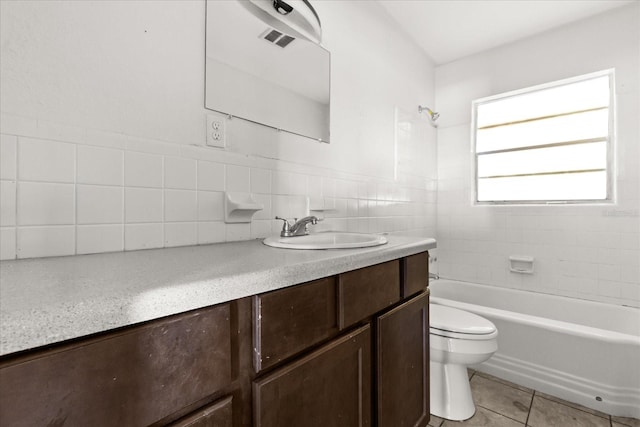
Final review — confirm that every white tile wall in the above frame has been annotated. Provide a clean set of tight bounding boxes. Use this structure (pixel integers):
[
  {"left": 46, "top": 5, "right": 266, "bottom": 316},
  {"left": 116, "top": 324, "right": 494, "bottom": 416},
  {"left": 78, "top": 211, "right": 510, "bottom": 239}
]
[
  {"left": 164, "top": 190, "right": 197, "bottom": 222},
  {"left": 0, "top": 227, "right": 16, "bottom": 260},
  {"left": 124, "top": 223, "right": 163, "bottom": 251},
  {"left": 251, "top": 220, "right": 272, "bottom": 240},
  {"left": 226, "top": 223, "right": 251, "bottom": 242},
  {"left": 77, "top": 185, "right": 123, "bottom": 224},
  {"left": 17, "top": 226, "right": 75, "bottom": 258},
  {"left": 0, "top": 181, "right": 16, "bottom": 227},
  {"left": 0, "top": 130, "right": 436, "bottom": 261},
  {"left": 225, "top": 165, "right": 251, "bottom": 193},
  {"left": 18, "top": 182, "right": 75, "bottom": 225},
  {"left": 77, "top": 145, "right": 123, "bottom": 186},
  {"left": 251, "top": 168, "right": 272, "bottom": 194},
  {"left": 125, "top": 188, "right": 163, "bottom": 223},
  {"left": 197, "top": 191, "right": 224, "bottom": 221},
  {"left": 198, "top": 221, "right": 226, "bottom": 245},
  {"left": 434, "top": 3, "right": 640, "bottom": 308},
  {"left": 18, "top": 138, "right": 75, "bottom": 183},
  {"left": 164, "top": 222, "right": 197, "bottom": 247},
  {"left": 77, "top": 224, "right": 124, "bottom": 254},
  {"left": 197, "top": 161, "right": 225, "bottom": 191},
  {"left": 0, "top": 0, "right": 443, "bottom": 265},
  {"left": 124, "top": 151, "right": 163, "bottom": 188},
  {"left": 0, "top": 135, "right": 17, "bottom": 180},
  {"left": 164, "top": 157, "right": 196, "bottom": 190}
]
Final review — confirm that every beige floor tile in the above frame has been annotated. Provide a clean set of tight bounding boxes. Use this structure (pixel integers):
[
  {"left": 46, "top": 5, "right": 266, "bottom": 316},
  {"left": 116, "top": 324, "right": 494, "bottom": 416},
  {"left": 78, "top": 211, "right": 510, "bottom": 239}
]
[
  {"left": 612, "top": 416, "right": 640, "bottom": 427},
  {"left": 470, "top": 374, "right": 533, "bottom": 423},
  {"left": 535, "top": 391, "right": 610, "bottom": 419},
  {"left": 441, "top": 406, "right": 524, "bottom": 427},
  {"left": 474, "top": 371, "right": 534, "bottom": 393},
  {"left": 528, "top": 396, "right": 610, "bottom": 427},
  {"left": 429, "top": 414, "right": 444, "bottom": 427}
]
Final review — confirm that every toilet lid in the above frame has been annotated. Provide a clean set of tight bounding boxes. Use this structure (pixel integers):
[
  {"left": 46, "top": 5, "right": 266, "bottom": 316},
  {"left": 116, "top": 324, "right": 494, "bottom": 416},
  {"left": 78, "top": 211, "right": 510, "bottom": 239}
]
[{"left": 430, "top": 304, "right": 496, "bottom": 335}]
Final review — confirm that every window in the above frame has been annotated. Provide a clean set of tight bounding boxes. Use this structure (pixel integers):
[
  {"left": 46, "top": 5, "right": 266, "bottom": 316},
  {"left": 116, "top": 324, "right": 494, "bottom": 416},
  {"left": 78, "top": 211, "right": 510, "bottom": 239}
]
[{"left": 472, "top": 70, "right": 614, "bottom": 204}]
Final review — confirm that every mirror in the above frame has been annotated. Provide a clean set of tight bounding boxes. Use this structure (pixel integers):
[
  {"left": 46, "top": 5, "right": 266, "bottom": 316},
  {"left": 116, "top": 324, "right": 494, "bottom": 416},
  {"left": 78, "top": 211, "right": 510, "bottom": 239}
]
[{"left": 205, "top": 0, "right": 330, "bottom": 143}]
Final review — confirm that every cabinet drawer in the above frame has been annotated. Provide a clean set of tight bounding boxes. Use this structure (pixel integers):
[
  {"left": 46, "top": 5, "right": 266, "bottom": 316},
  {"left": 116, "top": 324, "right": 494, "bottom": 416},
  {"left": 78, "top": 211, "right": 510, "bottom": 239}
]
[
  {"left": 0, "top": 304, "right": 232, "bottom": 427},
  {"left": 338, "top": 260, "right": 400, "bottom": 329},
  {"left": 402, "top": 251, "right": 429, "bottom": 297},
  {"left": 253, "top": 325, "right": 371, "bottom": 427},
  {"left": 169, "top": 396, "right": 233, "bottom": 427},
  {"left": 254, "top": 277, "right": 338, "bottom": 371}
]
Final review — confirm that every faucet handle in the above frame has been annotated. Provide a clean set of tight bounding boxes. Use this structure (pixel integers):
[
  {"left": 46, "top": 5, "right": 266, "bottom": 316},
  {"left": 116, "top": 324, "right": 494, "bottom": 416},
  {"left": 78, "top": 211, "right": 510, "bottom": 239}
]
[{"left": 275, "top": 216, "right": 291, "bottom": 233}]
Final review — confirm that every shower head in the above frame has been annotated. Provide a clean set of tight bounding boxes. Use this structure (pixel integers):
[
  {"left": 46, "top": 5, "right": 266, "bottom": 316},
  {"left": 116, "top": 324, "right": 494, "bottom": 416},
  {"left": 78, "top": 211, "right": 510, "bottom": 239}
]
[{"left": 418, "top": 105, "right": 440, "bottom": 123}]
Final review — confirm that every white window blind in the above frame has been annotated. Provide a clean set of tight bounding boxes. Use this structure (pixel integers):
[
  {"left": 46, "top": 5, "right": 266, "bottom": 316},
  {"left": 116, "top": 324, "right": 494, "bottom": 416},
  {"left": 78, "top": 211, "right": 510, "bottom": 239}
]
[{"left": 473, "top": 71, "right": 614, "bottom": 204}]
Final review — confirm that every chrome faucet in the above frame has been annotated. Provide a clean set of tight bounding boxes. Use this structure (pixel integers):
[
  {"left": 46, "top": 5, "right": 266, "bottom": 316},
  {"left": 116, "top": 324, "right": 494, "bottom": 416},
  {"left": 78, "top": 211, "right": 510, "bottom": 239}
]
[{"left": 276, "top": 216, "right": 320, "bottom": 237}]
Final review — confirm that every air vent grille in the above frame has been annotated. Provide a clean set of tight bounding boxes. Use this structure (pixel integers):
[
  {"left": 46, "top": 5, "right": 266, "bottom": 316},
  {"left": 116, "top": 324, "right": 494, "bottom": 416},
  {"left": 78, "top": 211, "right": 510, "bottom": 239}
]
[
  {"left": 260, "top": 28, "right": 295, "bottom": 48},
  {"left": 276, "top": 35, "right": 295, "bottom": 48},
  {"left": 263, "top": 29, "right": 282, "bottom": 42}
]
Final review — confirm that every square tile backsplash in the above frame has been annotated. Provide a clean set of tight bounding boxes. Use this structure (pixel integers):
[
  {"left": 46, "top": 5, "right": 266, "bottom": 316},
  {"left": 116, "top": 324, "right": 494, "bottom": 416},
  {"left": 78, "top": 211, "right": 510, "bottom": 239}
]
[{"left": 0, "top": 130, "right": 436, "bottom": 260}]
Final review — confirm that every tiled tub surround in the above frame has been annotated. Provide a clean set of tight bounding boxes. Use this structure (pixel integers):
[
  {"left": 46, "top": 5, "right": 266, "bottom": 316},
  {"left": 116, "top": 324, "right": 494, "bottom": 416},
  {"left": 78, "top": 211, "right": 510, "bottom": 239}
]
[
  {"left": 0, "top": 131, "right": 437, "bottom": 260},
  {"left": 433, "top": 3, "right": 640, "bottom": 308},
  {"left": 0, "top": 235, "right": 436, "bottom": 356}
]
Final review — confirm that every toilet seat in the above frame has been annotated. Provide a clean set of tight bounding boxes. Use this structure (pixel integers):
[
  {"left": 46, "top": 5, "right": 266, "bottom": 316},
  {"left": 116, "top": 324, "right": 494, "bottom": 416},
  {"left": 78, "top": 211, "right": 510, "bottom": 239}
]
[{"left": 430, "top": 304, "right": 497, "bottom": 340}]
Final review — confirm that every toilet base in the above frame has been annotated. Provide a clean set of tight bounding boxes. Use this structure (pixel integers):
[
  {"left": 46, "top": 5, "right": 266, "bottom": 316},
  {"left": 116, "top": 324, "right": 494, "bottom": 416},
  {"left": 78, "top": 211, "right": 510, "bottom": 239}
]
[{"left": 430, "top": 360, "right": 475, "bottom": 421}]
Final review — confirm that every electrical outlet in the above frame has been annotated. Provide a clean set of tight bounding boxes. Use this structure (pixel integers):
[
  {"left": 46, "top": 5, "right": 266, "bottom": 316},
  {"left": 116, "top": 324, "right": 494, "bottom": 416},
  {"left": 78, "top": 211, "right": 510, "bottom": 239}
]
[{"left": 206, "top": 115, "right": 226, "bottom": 148}]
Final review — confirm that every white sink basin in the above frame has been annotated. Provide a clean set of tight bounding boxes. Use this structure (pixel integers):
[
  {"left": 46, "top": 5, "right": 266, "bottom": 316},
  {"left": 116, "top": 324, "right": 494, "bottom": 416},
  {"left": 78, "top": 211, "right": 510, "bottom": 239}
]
[{"left": 263, "top": 232, "right": 388, "bottom": 250}]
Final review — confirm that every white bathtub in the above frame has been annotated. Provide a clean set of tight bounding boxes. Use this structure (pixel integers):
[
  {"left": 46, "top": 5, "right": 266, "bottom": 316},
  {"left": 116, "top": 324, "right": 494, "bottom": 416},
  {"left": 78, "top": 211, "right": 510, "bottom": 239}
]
[{"left": 429, "top": 279, "right": 640, "bottom": 418}]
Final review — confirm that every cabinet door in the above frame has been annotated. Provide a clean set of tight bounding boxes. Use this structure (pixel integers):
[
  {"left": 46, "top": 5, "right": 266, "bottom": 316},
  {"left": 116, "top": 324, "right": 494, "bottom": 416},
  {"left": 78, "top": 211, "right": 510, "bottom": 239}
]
[
  {"left": 377, "top": 291, "right": 429, "bottom": 427},
  {"left": 169, "top": 396, "right": 233, "bottom": 427},
  {"left": 253, "top": 325, "right": 371, "bottom": 427}
]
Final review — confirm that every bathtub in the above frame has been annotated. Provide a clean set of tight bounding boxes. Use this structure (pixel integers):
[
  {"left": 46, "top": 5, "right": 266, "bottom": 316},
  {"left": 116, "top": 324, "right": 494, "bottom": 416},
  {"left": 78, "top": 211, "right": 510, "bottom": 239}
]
[{"left": 429, "top": 279, "right": 640, "bottom": 418}]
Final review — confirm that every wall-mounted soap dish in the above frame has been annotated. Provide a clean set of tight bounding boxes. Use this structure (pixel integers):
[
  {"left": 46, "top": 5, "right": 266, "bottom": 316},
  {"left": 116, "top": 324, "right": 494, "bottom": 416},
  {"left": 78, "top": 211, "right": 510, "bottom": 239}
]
[
  {"left": 224, "top": 192, "right": 263, "bottom": 223},
  {"left": 509, "top": 255, "right": 534, "bottom": 274}
]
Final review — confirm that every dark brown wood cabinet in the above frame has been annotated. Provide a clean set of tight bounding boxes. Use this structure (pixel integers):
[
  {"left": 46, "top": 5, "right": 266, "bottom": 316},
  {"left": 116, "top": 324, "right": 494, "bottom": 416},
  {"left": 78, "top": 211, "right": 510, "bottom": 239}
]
[
  {"left": 253, "top": 276, "right": 338, "bottom": 372},
  {"left": 377, "top": 291, "right": 430, "bottom": 427},
  {"left": 0, "top": 303, "right": 234, "bottom": 427},
  {"left": 0, "top": 251, "right": 430, "bottom": 427},
  {"left": 169, "top": 396, "right": 234, "bottom": 427},
  {"left": 338, "top": 259, "right": 400, "bottom": 329},
  {"left": 402, "top": 252, "right": 430, "bottom": 297},
  {"left": 253, "top": 325, "right": 371, "bottom": 427},
  {"left": 251, "top": 253, "right": 430, "bottom": 427}
]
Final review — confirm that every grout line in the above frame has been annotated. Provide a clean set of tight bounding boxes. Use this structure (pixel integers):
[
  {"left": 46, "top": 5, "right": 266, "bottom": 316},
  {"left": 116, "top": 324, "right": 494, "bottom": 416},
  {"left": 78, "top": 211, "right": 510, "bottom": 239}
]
[
  {"left": 475, "top": 371, "right": 533, "bottom": 394},
  {"left": 525, "top": 390, "right": 535, "bottom": 426},
  {"left": 73, "top": 143, "right": 78, "bottom": 256},
  {"left": 476, "top": 404, "right": 526, "bottom": 425},
  {"left": 13, "top": 138, "right": 20, "bottom": 260}
]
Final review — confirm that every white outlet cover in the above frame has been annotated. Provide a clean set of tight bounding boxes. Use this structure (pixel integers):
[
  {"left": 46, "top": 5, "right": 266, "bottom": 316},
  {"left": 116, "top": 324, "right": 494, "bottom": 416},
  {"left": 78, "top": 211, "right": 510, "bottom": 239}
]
[{"left": 206, "top": 115, "right": 225, "bottom": 148}]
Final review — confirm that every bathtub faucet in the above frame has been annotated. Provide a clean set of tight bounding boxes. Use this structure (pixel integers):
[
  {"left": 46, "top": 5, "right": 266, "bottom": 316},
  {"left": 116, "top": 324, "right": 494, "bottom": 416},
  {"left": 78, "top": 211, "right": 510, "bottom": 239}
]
[{"left": 429, "top": 272, "right": 439, "bottom": 281}]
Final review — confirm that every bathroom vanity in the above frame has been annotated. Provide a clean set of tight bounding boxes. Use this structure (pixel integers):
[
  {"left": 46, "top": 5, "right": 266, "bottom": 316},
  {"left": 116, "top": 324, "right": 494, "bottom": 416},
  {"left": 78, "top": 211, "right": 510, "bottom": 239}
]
[{"left": 0, "top": 237, "right": 434, "bottom": 426}]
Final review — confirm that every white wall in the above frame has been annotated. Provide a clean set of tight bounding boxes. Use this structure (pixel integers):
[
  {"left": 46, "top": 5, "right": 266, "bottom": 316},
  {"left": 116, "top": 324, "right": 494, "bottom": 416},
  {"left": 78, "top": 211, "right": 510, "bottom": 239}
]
[
  {"left": 434, "top": 3, "right": 640, "bottom": 307},
  {"left": 0, "top": 1, "right": 437, "bottom": 260}
]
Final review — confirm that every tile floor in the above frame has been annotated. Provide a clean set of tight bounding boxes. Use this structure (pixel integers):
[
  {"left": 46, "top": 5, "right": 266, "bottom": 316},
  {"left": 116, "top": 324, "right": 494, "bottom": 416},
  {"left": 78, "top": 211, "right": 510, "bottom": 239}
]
[{"left": 428, "top": 370, "right": 640, "bottom": 427}]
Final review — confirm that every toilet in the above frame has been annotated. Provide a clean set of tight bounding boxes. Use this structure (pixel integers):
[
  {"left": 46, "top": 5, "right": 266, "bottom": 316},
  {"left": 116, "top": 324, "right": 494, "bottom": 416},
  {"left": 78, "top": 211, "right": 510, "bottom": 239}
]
[{"left": 429, "top": 304, "right": 498, "bottom": 421}]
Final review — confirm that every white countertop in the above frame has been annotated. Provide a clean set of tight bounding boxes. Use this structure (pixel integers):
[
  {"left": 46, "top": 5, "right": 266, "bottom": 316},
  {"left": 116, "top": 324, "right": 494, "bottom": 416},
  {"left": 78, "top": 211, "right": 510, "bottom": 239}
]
[{"left": 0, "top": 236, "right": 435, "bottom": 356}]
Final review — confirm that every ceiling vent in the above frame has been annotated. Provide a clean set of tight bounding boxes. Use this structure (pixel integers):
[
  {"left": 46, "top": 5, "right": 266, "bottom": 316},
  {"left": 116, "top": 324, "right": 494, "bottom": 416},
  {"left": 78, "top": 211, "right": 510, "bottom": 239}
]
[{"left": 260, "top": 28, "right": 296, "bottom": 48}]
